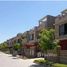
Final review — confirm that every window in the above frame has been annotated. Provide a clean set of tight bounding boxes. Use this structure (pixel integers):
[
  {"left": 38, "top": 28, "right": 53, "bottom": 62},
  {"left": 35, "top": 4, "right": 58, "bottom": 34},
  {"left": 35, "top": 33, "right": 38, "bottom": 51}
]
[
  {"left": 30, "top": 34, "right": 34, "bottom": 40},
  {"left": 64, "top": 23, "right": 67, "bottom": 34},
  {"left": 59, "top": 23, "right": 67, "bottom": 36},
  {"left": 31, "top": 34, "right": 34, "bottom": 40},
  {"left": 59, "top": 24, "right": 64, "bottom": 35}
]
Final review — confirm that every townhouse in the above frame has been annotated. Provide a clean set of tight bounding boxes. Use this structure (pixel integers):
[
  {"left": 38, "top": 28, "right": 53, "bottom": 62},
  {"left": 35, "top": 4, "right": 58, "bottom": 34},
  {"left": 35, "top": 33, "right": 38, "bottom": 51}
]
[
  {"left": 21, "top": 15, "right": 55, "bottom": 57},
  {"left": 55, "top": 9, "right": 67, "bottom": 50},
  {"left": 23, "top": 28, "right": 38, "bottom": 57},
  {"left": 6, "top": 9, "right": 67, "bottom": 57},
  {"left": 7, "top": 15, "right": 55, "bottom": 57},
  {"left": 39, "top": 15, "right": 55, "bottom": 29},
  {"left": 7, "top": 33, "right": 23, "bottom": 54}
]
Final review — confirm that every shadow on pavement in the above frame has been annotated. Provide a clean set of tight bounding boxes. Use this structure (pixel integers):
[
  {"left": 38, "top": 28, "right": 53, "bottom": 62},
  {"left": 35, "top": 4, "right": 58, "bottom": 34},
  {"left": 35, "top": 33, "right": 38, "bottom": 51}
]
[
  {"left": 12, "top": 57, "right": 18, "bottom": 59},
  {"left": 8, "top": 55, "right": 19, "bottom": 59},
  {"left": 29, "top": 64, "right": 44, "bottom": 67}
]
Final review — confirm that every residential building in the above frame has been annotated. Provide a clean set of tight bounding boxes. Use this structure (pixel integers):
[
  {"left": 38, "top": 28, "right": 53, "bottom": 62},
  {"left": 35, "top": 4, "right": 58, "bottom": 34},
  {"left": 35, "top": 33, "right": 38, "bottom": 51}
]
[
  {"left": 7, "top": 33, "right": 23, "bottom": 47},
  {"left": 55, "top": 9, "right": 67, "bottom": 50},
  {"left": 6, "top": 15, "right": 55, "bottom": 57},
  {"left": 23, "top": 28, "right": 39, "bottom": 57},
  {"left": 23, "top": 15, "right": 55, "bottom": 57},
  {"left": 39, "top": 15, "right": 55, "bottom": 30},
  {"left": 7, "top": 33, "right": 23, "bottom": 54},
  {"left": 3, "top": 9, "right": 67, "bottom": 59}
]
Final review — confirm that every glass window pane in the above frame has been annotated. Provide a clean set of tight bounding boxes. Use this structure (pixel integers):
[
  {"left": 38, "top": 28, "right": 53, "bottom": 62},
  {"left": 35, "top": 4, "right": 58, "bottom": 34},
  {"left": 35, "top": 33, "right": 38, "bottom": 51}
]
[{"left": 59, "top": 24, "right": 64, "bottom": 35}]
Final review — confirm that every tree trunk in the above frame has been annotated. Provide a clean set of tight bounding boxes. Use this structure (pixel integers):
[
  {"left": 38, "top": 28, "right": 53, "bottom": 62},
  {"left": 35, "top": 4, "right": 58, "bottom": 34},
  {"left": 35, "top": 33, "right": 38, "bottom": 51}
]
[
  {"left": 44, "top": 50, "right": 48, "bottom": 60},
  {"left": 44, "top": 50, "right": 49, "bottom": 67}
]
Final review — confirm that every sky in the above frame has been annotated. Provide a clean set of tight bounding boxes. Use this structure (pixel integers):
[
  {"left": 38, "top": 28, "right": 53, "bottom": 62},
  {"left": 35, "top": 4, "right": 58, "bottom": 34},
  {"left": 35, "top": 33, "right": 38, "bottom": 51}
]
[{"left": 0, "top": 1, "right": 67, "bottom": 43}]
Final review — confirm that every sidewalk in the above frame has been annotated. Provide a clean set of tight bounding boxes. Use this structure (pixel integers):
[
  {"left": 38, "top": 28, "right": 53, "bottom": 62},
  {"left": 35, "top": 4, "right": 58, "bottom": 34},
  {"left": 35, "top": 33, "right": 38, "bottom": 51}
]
[{"left": 0, "top": 51, "right": 44, "bottom": 67}]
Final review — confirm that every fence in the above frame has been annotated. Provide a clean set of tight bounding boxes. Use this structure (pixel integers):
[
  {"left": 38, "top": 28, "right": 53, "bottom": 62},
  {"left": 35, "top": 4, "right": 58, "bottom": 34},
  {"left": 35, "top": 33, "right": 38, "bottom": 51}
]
[
  {"left": 60, "top": 50, "right": 67, "bottom": 64},
  {"left": 47, "top": 49, "right": 67, "bottom": 64},
  {"left": 37, "top": 48, "right": 67, "bottom": 64}
]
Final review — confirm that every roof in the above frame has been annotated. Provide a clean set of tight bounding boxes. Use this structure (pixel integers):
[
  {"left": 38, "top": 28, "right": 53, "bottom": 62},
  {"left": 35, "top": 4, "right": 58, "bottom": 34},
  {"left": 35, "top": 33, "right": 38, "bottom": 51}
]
[
  {"left": 61, "top": 9, "right": 67, "bottom": 14},
  {"left": 39, "top": 15, "right": 55, "bottom": 22}
]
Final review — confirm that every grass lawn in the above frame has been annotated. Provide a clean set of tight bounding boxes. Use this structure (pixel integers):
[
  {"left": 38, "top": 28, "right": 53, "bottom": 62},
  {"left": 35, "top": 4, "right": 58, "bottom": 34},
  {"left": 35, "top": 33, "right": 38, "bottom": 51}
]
[
  {"left": 33, "top": 58, "right": 46, "bottom": 64},
  {"left": 33, "top": 59, "right": 67, "bottom": 67},
  {"left": 53, "top": 63, "right": 67, "bottom": 67}
]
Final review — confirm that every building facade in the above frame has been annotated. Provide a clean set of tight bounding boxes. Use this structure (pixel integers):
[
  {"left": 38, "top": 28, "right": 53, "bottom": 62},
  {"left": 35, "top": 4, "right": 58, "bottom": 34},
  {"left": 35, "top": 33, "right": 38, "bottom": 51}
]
[
  {"left": 22, "top": 15, "right": 55, "bottom": 57},
  {"left": 6, "top": 9, "right": 67, "bottom": 57},
  {"left": 39, "top": 15, "right": 55, "bottom": 29},
  {"left": 6, "top": 15, "right": 55, "bottom": 57},
  {"left": 55, "top": 9, "right": 67, "bottom": 50}
]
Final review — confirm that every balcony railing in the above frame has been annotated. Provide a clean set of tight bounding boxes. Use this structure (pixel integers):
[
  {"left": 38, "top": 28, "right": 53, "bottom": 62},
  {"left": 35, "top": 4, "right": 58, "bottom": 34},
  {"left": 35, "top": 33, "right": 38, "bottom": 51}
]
[{"left": 55, "top": 14, "right": 67, "bottom": 23}]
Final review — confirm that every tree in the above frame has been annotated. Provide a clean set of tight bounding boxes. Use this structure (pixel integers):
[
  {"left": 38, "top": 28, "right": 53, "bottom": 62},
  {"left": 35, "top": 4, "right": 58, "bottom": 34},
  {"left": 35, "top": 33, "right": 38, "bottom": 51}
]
[
  {"left": 39, "top": 29, "right": 59, "bottom": 61},
  {"left": 13, "top": 43, "right": 21, "bottom": 51},
  {"left": 0, "top": 42, "right": 8, "bottom": 51}
]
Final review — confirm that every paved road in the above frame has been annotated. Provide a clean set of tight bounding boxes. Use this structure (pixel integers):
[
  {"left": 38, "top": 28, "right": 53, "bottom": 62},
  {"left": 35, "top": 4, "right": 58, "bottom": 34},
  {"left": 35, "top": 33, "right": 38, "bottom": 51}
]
[{"left": 0, "top": 52, "right": 44, "bottom": 67}]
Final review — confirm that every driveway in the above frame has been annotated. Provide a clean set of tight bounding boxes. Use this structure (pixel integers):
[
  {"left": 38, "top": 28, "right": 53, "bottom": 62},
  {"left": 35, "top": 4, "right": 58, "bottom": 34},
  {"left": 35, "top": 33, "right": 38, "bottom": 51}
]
[{"left": 0, "top": 52, "right": 44, "bottom": 67}]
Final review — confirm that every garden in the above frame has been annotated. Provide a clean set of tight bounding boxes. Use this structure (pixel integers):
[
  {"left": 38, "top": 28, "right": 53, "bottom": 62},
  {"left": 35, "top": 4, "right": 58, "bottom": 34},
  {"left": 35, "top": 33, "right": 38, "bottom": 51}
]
[{"left": 33, "top": 58, "right": 67, "bottom": 67}]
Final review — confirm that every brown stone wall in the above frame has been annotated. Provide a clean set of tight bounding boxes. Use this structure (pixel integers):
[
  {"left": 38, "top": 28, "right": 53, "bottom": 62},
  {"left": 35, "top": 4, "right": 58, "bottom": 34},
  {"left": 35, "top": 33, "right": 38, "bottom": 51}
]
[
  {"left": 46, "top": 49, "right": 67, "bottom": 64},
  {"left": 55, "top": 15, "right": 67, "bottom": 40},
  {"left": 60, "top": 50, "right": 67, "bottom": 64}
]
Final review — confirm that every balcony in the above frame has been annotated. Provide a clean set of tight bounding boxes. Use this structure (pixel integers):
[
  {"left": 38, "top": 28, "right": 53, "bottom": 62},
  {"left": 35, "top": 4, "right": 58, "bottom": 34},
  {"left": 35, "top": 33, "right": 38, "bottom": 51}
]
[{"left": 55, "top": 14, "right": 67, "bottom": 24}]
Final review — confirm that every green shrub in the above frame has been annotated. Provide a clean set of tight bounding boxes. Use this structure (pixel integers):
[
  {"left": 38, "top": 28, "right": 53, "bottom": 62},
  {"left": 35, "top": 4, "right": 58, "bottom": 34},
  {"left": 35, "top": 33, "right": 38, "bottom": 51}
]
[
  {"left": 13, "top": 43, "right": 21, "bottom": 51},
  {"left": 34, "top": 59, "right": 46, "bottom": 64},
  {"left": 53, "top": 63, "right": 67, "bottom": 67}
]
